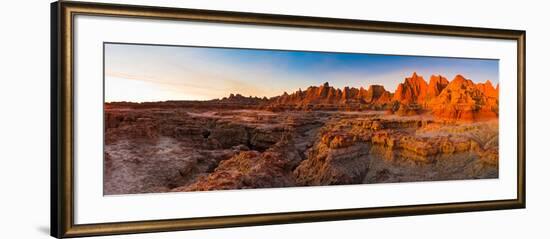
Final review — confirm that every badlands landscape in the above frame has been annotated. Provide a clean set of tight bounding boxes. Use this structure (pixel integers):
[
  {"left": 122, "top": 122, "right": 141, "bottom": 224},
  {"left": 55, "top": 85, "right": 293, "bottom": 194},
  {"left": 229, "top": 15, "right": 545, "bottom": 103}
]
[{"left": 104, "top": 73, "right": 499, "bottom": 195}]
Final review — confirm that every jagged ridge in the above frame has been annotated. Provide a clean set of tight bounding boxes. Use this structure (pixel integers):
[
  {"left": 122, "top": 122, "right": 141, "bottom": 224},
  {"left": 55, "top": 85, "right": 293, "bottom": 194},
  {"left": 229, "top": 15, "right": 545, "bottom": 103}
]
[{"left": 260, "top": 72, "right": 498, "bottom": 121}]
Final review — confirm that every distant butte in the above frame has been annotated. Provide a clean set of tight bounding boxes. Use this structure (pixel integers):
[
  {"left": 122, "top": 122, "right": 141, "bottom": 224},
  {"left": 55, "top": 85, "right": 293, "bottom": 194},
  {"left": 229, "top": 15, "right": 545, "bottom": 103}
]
[{"left": 268, "top": 81, "right": 393, "bottom": 111}]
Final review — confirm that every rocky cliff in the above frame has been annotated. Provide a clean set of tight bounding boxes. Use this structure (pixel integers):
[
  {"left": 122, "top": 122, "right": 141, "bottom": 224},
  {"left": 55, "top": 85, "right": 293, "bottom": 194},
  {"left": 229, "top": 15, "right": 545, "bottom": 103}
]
[
  {"left": 427, "top": 75, "right": 449, "bottom": 101},
  {"left": 263, "top": 72, "right": 497, "bottom": 121},
  {"left": 104, "top": 74, "right": 500, "bottom": 194},
  {"left": 387, "top": 73, "right": 497, "bottom": 121},
  {"left": 392, "top": 72, "right": 429, "bottom": 104},
  {"left": 267, "top": 82, "right": 392, "bottom": 111},
  {"left": 428, "top": 75, "right": 499, "bottom": 121}
]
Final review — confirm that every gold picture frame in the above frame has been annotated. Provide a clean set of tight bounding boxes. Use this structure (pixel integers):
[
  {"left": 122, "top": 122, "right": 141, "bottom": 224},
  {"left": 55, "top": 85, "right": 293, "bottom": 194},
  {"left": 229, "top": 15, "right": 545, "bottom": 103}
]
[{"left": 51, "top": 1, "right": 526, "bottom": 238}]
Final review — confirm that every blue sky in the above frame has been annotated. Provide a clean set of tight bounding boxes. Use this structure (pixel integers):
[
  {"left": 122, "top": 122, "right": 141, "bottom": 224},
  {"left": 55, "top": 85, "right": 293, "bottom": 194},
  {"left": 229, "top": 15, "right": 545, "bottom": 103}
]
[{"left": 104, "top": 43, "right": 499, "bottom": 102}]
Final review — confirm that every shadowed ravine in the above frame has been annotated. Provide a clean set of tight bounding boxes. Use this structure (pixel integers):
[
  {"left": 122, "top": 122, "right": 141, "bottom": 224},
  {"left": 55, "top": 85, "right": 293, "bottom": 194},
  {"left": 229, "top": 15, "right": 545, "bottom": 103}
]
[{"left": 104, "top": 109, "right": 498, "bottom": 195}]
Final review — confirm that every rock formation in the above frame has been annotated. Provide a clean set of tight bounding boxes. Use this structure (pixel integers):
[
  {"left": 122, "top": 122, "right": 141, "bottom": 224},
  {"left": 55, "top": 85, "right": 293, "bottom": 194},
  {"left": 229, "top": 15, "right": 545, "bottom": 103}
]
[
  {"left": 429, "top": 75, "right": 498, "bottom": 121},
  {"left": 173, "top": 133, "right": 302, "bottom": 191},
  {"left": 426, "top": 75, "right": 449, "bottom": 101},
  {"left": 364, "top": 85, "right": 393, "bottom": 104},
  {"left": 476, "top": 80, "right": 499, "bottom": 98},
  {"left": 293, "top": 133, "right": 371, "bottom": 186},
  {"left": 392, "top": 72, "right": 429, "bottom": 104},
  {"left": 215, "top": 93, "right": 269, "bottom": 106},
  {"left": 106, "top": 72, "right": 498, "bottom": 121},
  {"left": 381, "top": 73, "right": 498, "bottom": 121},
  {"left": 104, "top": 72, "right": 500, "bottom": 195},
  {"left": 268, "top": 82, "right": 392, "bottom": 111}
]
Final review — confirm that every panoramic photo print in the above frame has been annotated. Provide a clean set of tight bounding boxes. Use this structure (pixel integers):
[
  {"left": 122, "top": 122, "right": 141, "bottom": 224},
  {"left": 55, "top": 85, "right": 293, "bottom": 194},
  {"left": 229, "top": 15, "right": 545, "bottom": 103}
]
[{"left": 103, "top": 43, "right": 499, "bottom": 195}]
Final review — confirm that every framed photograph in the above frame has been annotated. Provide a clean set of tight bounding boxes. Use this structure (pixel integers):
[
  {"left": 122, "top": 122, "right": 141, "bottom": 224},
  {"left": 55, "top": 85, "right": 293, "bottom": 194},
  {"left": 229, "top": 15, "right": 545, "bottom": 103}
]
[{"left": 51, "top": 1, "right": 526, "bottom": 238}]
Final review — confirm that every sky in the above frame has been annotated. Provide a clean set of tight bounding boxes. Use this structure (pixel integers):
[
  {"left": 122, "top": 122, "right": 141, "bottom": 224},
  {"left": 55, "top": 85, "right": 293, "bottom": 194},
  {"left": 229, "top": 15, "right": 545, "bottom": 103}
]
[{"left": 104, "top": 43, "right": 499, "bottom": 102}]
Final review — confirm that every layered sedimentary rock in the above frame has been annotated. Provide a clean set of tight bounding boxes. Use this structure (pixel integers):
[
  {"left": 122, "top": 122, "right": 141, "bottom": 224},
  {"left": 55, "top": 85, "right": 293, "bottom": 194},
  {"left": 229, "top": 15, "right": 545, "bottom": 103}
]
[
  {"left": 268, "top": 82, "right": 392, "bottom": 111},
  {"left": 476, "top": 80, "right": 499, "bottom": 98},
  {"left": 172, "top": 134, "right": 302, "bottom": 191},
  {"left": 107, "top": 72, "right": 498, "bottom": 122},
  {"left": 213, "top": 93, "right": 269, "bottom": 106},
  {"left": 104, "top": 71, "right": 500, "bottom": 195},
  {"left": 105, "top": 104, "right": 499, "bottom": 194},
  {"left": 293, "top": 134, "right": 371, "bottom": 186},
  {"left": 392, "top": 72, "right": 429, "bottom": 104},
  {"left": 109, "top": 71, "right": 498, "bottom": 122},
  {"left": 292, "top": 116, "right": 498, "bottom": 185},
  {"left": 427, "top": 75, "right": 449, "bottom": 101},
  {"left": 387, "top": 73, "right": 498, "bottom": 121},
  {"left": 364, "top": 85, "right": 393, "bottom": 105},
  {"left": 429, "top": 75, "right": 499, "bottom": 121}
]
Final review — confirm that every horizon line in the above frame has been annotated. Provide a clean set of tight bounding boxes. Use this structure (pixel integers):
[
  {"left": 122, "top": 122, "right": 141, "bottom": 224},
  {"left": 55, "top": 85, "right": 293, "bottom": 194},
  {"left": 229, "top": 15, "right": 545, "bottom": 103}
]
[{"left": 104, "top": 72, "right": 498, "bottom": 103}]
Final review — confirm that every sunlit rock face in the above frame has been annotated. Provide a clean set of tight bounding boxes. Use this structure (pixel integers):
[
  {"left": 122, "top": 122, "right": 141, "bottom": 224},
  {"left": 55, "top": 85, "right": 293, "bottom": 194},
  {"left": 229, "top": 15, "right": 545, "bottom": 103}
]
[
  {"left": 429, "top": 75, "right": 499, "bottom": 121},
  {"left": 392, "top": 72, "right": 429, "bottom": 104},
  {"left": 380, "top": 73, "right": 498, "bottom": 121},
  {"left": 427, "top": 75, "right": 449, "bottom": 101},
  {"left": 267, "top": 82, "right": 393, "bottom": 111},
  {"left": 266, "top": 72, "right": 499, "bottom": 122},
  {"left": 104, "top": 72, "right": 498, "bottom": 195}
]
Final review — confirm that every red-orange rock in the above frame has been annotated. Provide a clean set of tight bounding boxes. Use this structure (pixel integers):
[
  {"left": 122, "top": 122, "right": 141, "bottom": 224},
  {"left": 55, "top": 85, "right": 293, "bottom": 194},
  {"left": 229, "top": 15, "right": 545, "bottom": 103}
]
[
  {"left": 426, "top": 75, "right": 449, "bottom": 101},
  {"left": 392, "top": 72, "right": 429, "bottom": 104},
  {"left": 364, "top": 85, "right": 389, "bottom": 103},
  {"left": 476, "top": 80, "right": 498, "bottom": 98},
  {"left": 269, "top": 82, "right": 392, "bottom": 111},
  {"left": 174, "top": 134, "right": 302, "bottom": 191},
  {"left": 429, "top": 75, "right": 498, "bottom": 121}
]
